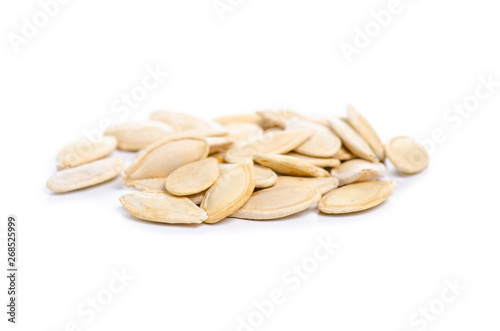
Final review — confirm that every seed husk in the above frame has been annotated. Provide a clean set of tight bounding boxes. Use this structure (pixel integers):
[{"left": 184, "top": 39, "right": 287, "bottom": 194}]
[
  {"left": 329, "top": 118, "right": 379, "bottom": 162},
  {"left": 150, "top": 110, "right": 212, "bottom": 132},
  {"left": 223, "top": 122, "right": 263, "bottom": 144},
  {"left": 333, "top": 146, "right": 356, "bottom": 161},
  {"left": 105, "top": 121, "right": 175, "bottom": 151},
  {"left": 331, "top": 159, "right": 387, "bottom": 186},
  {"left": 201, "top": 160, "right": 255, "bottom": 223},
  {"left": 119, "top": 191, "right": 207, "bottom": 224},
  {"left": 231, "top": 186, "right": 321, "bottom": 220},
  {"left": 385, "top": 136, "right": 429, "bottom": 174},
  {"left": 253, "top": 165, "right": 278, "bottom": 188},
  {"left": 273, "top": 176, "right": 339, "bottom": 195},
  {"left": 224, "top": 128, "right": 314, "bottom": 163},
  {"left": 286, "top": 152, "right": 341, "bottom": 168},
  {"left": 214, "top": 113, "right": 273, "bottom": 128},
  {"left": 285, "top": 117, "right": 341, "bottom": 157},
  {"left": 258, "top": 110, "right": 328, "bottom": 128},
  {"left": 165, "top": 158, "right": 219, "bottom": 196},
  {"left": 47, "top": 157, "right": 124, "bottom": 193},
  {"left": 253, "top": 153, "right": 330, "bottom": 177},
  {"left": 57, "top": 136, "right": 117, "bottom": 169},
  {"left": 346, "top": 105, "right": 385, "bottom": 161},
  {"left": 207, "top": 136, "right": 234, "bottom": 154},
  {"left": 318, "top": 180, "right": 395, "bottom": 214}
]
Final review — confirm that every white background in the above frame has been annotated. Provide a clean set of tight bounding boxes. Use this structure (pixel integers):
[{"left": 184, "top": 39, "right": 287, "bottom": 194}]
[{"left": 1, "top": 0, "right": 499, "bottom": 330}]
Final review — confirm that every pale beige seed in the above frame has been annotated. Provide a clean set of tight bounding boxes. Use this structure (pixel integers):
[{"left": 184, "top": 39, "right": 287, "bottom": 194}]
[
  {"left": 318, "top": 180, "right": 395, "bottom": 214},
  {"left": 150, "top": 110, "right": 212, "bottom": 132},
  {"left": 231, "top": 186, "right": 321, "bottom": 220},
  {"left": 214, "top": 113, "right": 274, "bottom": 129},
  {"left": 223, "top": 122, "right": 263, "bottom": 144},
  {"left": 105, "top": 121, "right": 174, "bottom": 151},
  {"left": 207, "top": 136, "right": 234, "bottom": 154},
  {"left": 119, "top": 191, "right": 207, "bottom": 224},
  {"left": 274, "top": 176, "right": 339, "bottom": 195},
  {"left": 258, "top": 110, "right": 329, "bottom": 128},
  {"left": 47, "top": 157, "right": 124, "bottom": 193},
  {"left": 253, "top": 153, "right": 330, "bottom": 177},
  {"left": 385, "top": 136, "right": 429, "bottom": 174},
  {"left": 57, "top": 136, "right": 117, "bottom": 169},
  {"left": 211, "top": 151, "right": 226, "bottom": 163},
  {"left": 125, "top": 178, "right": 168, "bottom": 191},
  {"left": 333, "top": 146, "right": 356, "bottom": 161},
  {"left": 224, "top": 128, "right": 314, "bottom": 163},
  {"left": 181, "top": 128, "right": 229, "bottom": 138},
  {"left": 329, "top": 118, "right": 379, "bottom": 162},
  {"left": 122, "top": 135, "right": 209, "bottom": 188},
  {"left": 286, "top": 152, "right": 341, "bottom": 168},
  {"left": 253, "top": 165, "right": 278, "bottom": 188},
  {"left": 201, "top": 161, "right": 255, "bottom": 223},
  {"left": 165, "top": 158, "right": 219, "bottom": 196},
  {"left": 346, "top": 105, "right": 385, "bottom": 161},
  {"left": 285, "top": 117, "right": 341, "bottom": 157},
  {"left": 331, "top": 159, "right": 387, "bottom": 186}
]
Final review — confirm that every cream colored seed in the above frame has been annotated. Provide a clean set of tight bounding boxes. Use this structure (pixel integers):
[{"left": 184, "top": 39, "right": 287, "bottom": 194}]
[
  {"left": 105, "top": 121, "right": 174, "bottom": 151},
  {"left": 47, "top": 157, "right": 124, "bottom": 193},
  {"left": 201, "top": 160, "right": 255, "bottom": 223},
  {"left": 57, "top": 136, "right": 117, "bottom": 169},
  {"left": 231, "top": 186, "right": 321, "bottom": 220},
  {"left": 218, "top": 163, "right": 276, "bottom": 188},
  {"left": 329, "top": 118, "right": 379, "bottom": 162},
  {"left": 286, "top": 152, "right": 341, "bottom": 168},
  {"left": 150, "top": 110, "right": 212, "bottom": 132},
  {"left": 285, "top": 117, "right": 341, "bottom": 157},
  {"left": 273, "top": 176, "right": 339, "bottom": 195},
  {"left": 223, "top": 122, "right": 263, "bottom": 144},
  {"left": 318, "top": 180, "right": 395, "bottom": 214},
  {"left": 165, "top": 158, "right": 219, "bottom": 196},
  {"left": 385, "top": 136, "right": 429, "bottom": 174},
  {"left": 207, "top": 136, "right": 233, "bottom": 154},
  {"left": 331, "top": 159, "right": 387, "bottom": 186},
  {"left": 119, "top": 191, "right": 207, "bottom": 224},
  {"left": 253, "top": 153, "right": 330, "bottom": 177},
  {"left": 214, "top": 113, "right": 274, "bottom": 129},
  {"left": 333, "top": 146, "right": 356, "bottom": 161},
  {"left": 346, "top": 105, "right": 385, "bottom": 161}
]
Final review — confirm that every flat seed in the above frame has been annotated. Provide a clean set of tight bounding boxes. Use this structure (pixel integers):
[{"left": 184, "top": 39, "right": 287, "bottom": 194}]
[
  {"left": 329, "top": 118, "right": 379, "bottom": 162},
  {"left": 346, "top": 105, "right": 385, "bottom": 161},
  {"left": 223, "top": 122, "right": 263, "bottom": 144},
  {"left": 258, "top": 110, "right": 328, "bottom": 128},
  {"left": 105, "top": 121, "right": 175, "bottom": 151},
  {"left": 57, "top": 136, "right": 117, "bottom": 169},
  {"left": 333, "top": 146, "right": 356, "bottom": 161},
  {"left": 201, "top": 160, "right": 255, "bottom": 223},
  {"left": 286, "top": 152, "right": 341, "bottom": 168},
  {"left": 224, "top": 128, "right": 314, "bottom": 163},
  {"left": 231, "top": 186, "right": 321, "bottom": 220},
  {"left": 120, "top": 191, "right": 207, "bottom": 224},
  {"left": 318, "top": 180, "right": 395, "bottom": 214},
  {"left": 331, "top": 159, "right": 387, "bottom": 186},
  {"left": 125, "top": 178, "right": 167, "bottom": 191},
  {"left": 122, "top": 135, "right": 209, "bottom": 188},
  {"left": 165, "top": 158, "right": 219, "bottom": 196},
  {"left": 253, "top": 153, "right": 330, "bottom": 177},
  {"left": 273, "top": 176, "right": 339, "bottom": 195},
  {"left": 253, "top": 165, "right": 278, "bottom": 188},
  {"left": 47, "top": 157, "right": 124, "bottom": 193},
  {"left": 150, "top": 110, "right": 212, "bottom": 132},
  {"left": 214, "top": 113, "right": 273, "bottom": 128},
  {"left": 285, "top": 117, "right": 341, "bottom": 157},
  {"left": 385, "top": 136, "right": 429, "bottom": 174},
  {"left": 207, "top": 136, "right": 233, "bottom": 154}
]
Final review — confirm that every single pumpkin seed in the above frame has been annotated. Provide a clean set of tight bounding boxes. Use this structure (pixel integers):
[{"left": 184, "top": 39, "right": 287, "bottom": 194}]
[
  {"left": 105, "top": 121, "right": 175, "bottom": 151},
  {"left": 286, "top": 152, "right": 341, "bottom": 168},
  {"left": 207, "top": 136, "right": 234, "bottom": 154},
  {"left": 273, "top": 176, "right": 339, "bottom": 195},
  {"left": 385, "top": 136, "right": 429, "bottom": 174},
  {"left": 329, "top": 118, "right": 379, "bottom": 162},
  {"left": 165, "top": 158, "right": 219, "bottom": 196},
  {"left": 346, "top": 105, "right": 385, "bottom": 161},
  {"left": 150, "top": 110, "right": 212, "bottom": 132},
  {"left": 285, "top": 117, "right": 341, "bottom": 157},
  {"left": 214, "top": 113, "right": 273, "bottom": 128},
  {"left": 223, "top": 122, "right": 263, "bottom": 144},
  {"left": 253, "top": 153, "right": 330, "bottom": 177},
  {"left": 333, "top": 146, "right": 356, "bottom": 161},
  {"left": 331, "top": 159, "right": 387, "bottom": 186},
  {"left": 318, "top": 180, "right": 395, "bottom": 214},
  {"left": 57, "top": 136, "right": 117, "bottom": 169},
  {"left": 218, "top": 163, "right": 275, "bottom": 188}
]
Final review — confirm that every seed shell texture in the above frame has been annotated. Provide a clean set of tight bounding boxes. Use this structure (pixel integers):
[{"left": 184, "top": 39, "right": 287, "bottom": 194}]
[
  {"left": 149, "top": 110, "right": 212, "bottom": 132},
  {"left": 105, "top": 121, "right": 175, "bottom": 151},
  {"left": 333, "top": 146, "right": 356, "bottom": 161},
  {"left": 346, "top": 105, "right": 385, "bottom": 161},
  {"left": 329, "top": 118, "right": 379, "bottom": 163},
  {"left": 57, "top": 136, "right": 117, "bottom": 169},
  {"left": 253, "top": 153, "right": 330, "bottom": 177},
  {"left": 385, "top": 136, "right": 429, "bottom": 174},
  {"left": 223, "top": 122, "right": 263, "bottom": 144},
  {"left": 207, "top": 136, "right": 234, "bottom": 154},
  {"left": 165, "top": 158, "right": 219, "bottom": 196},
  {"left": 286, "top": 152, "right": 341, "bottom": 168},
  {"left": 253, "top": 165, "right": 278, "bottom": 188},
  {"left": 273, "top": 176, "right": 339, "bottom": 195},
  {"left": 285, "top": 117, "right": 341, "bottom": 157},
  {"left": 331, "top": 159, "right": 387, "bottom": 186}
]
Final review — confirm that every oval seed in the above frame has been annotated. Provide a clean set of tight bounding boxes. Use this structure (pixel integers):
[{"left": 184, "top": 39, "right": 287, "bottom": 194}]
[
  {"left": 329, "top": 118, "right": 379, "bottom": 162},
  {"left": 105, "top": 121, "right": 174, "bottom": 151},
  {"left": 253, "top": 153, "right": 330, "bottom": 177},
  {"left": 333, "top": 146, "right": 356, "bottom": 161},
  {"left": 285, "top": 117, "right": 341, "bottom": 157},
  {"left": 273, "top": 176, "right": 339, "bottom": 195},
  {"left": 150, "top": 110, "right": 212, "bottom": 132},
  {"left": 286, "top": 152, "right": 340, "bottom": 168},
  {"left": 214, "top": 113, "right": 273, "bottom": 128},
  {"left": 224, "top": 128, "right": 314, "bottom": 163},
  {"left": 223, "top": 122, "right": 263, "bottom": 144},
  {"left": 57, "top": 136, "right": 117, "bottom": 169},
  {"left": 346, "top": 105, "right": 385, "bottom": 161},
  {"left": 231, "top": 186, "right": 321, "bottom": 220},
  {"left": 207, "top": 136, "right": 233, "bottom": 154},
  {"left": 201, "top": 161, "right": 255, "bottom": 223},
  {"left": 385, "top": 136, "right": 429, "bottom": 174},
  {"left": 47, "top": 157, "right": 124, "bottom": 193},
  {"left": 318, "top": 180, "right": 395, "bottom": 214},
  {"left": 331, "top": 159, "right": 387, "bottom": 186},
  {"left": 165, "top": 158, "right": 219, "bottom": 196},
  {"left": 120, "top": 191, "right": 207, "bottom": 224},
  {"left": 253, "top": 165, "right": 278, "bottom": 188}
]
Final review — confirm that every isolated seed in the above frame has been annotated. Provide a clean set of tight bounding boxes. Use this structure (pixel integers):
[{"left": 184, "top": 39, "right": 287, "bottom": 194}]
[
  {"left": 319, "top": 180, "right": 395, "bottom": 214},
  {"left": 105, "top": 121, "right": 175, "bottom": 151},
  {"left": 120, "top": 191, "right": 207, "bottom": 224},
  {"left": 385, "top": 136, "right": 429, "bottom": 174},
  {"left": 122, "top": 135, "right": 209, "bottom": 189},
  {"left": 57, "top": 136, "right": 117, "bottom": 169},
  {"left": 47, "top": 157, "right": 124, "bottom": 193},
  {"left": 207, "top": 136, "right": 233, "bottom": 154},
  {"left": 273, "top": 176, "right": 339, "bottom": 195},
  {"left": 223, "top": 122, "right": 263, "bottom": 144},
  {"left": 331, "top": 159, "right": 387, "bottom": 186},
  {"left": 346, "top": 105, "right": 385, "bottom": 161},
  {"left": 150, "top": 110, "right": 212, "bottom": 132},
  {"left": 286, "top": 117, "right": 341, "bottom": 157},
  {"left": 253, "top": 153, "right": 330, "bottom": 177},
  {"left": 329, "top": 118, "right": 379, "bottom": 162},
  {"left": 201, "top": 161, "right": 255, "bottom": 223},
  {"left": 165, "top": 158, "right": 219, "bottom": 196},
  {"left": 224, "top": 128, "right": 314, "bottom": 163},
  {"left": 333, "top": 146, "right": 356, "bottom": 161},
  {"left": 286, "top": 152, "right": 341, "bottom": 168}
]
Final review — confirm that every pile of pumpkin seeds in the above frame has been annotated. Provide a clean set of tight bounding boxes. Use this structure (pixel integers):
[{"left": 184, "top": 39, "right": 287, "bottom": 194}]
[{"left": 46, "top": 106, "right": 429, "bottom": 224}]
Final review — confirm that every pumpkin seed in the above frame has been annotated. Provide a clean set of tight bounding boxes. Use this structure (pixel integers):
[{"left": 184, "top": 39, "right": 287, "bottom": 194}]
[
  {"left": 385, "top": 136, "right": 429, "bottom": 174},
  {"left": 286, "top": 152, "right": 341, "bottom": 168},
  {"left": 207, "top": 136, "right": 233, "bottom": 154},
  {"left": 105, "top": 121, "right": 174, "bottom": 151},
  {"left": 218, "top": 163, "right": 276, "bottom": 188},
  {"left": 47, "top": 157, "right": 124, "bottom": 193},
  {"left": 318, "top": 180, "right": 395, "bottom": 214},
  {"left": 214, "top": 113, "right": 273, "bottom": 128},
  {"left": 331, "top": 159, "right": 387, "bottom": 186},
  {"left": 150, "top": 110, "right": 212, "bottom": 132},
  {"left": 329, "top": 118, "right": 379, "bottom": 162},
  {"left": 333, "top": 146, "right": 356, "bottom": 161},
  {"left": 273, "top": 176, "right": 339, "bottom": 195},
  {"left": 165, "top": 158, "right": 219, "bottom": 196},
  {"left": 253, "top": 153, "right": 330, "bottom": 177},
  {"left": 223, "top": 122, "right": 263, "bottom": 144},
  {"left": 346, "top": 105, "right": 385, "bottom": 161},
  {"left": 57, "top": 136, "right": 117, "bottom": 169},
  {"left": 285, "top": 117, "right": 341, "bottom": 157}
]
